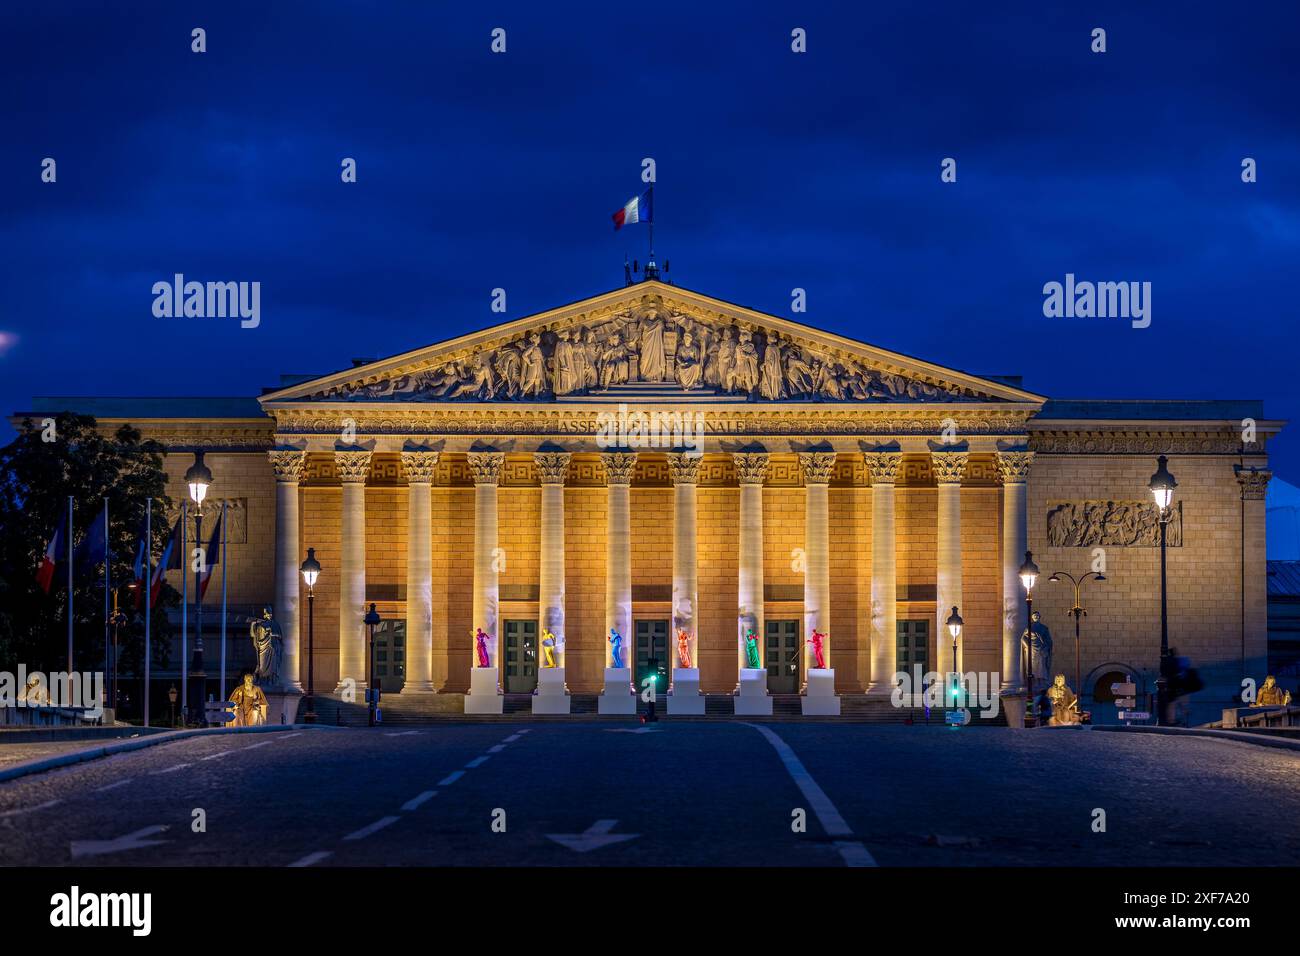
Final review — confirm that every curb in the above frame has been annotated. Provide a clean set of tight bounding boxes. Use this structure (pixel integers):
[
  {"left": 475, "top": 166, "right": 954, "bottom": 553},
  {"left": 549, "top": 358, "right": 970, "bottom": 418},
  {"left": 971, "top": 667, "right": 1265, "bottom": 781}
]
[
  {"left": 1089, "top": 723, "right": 1300, "bottom": 754},
  {"left": 0, "top": 724, "right": 312, "bottom": 784}
]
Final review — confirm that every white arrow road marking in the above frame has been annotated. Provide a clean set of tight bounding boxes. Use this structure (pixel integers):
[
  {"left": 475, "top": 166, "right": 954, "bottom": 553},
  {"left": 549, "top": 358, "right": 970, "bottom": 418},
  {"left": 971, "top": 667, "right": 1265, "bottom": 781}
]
[
  {"left": 742, "top": 723, "right": 877, "bottom": 867},
  {"left": 344, "top": 816, "right": 399, "bottom": 841},
  {"left": 0, "top": 799, "right": 61, "bottom": 819},
  {"left": 71, "top": 825, "right": 170, "bottom": 860},
  {"left": 93, "top": 779, "right": 133, "bottom": 793},
  {"left": 287, "top": 850, "right": 332, "bottom": 868},
  {"left": 401, "top": 791, "right": 437, "bottom": 811},
  {"left": 384, "top": 731, "right": 421, "bottom": 737},
  {"left": 545, "top": 820, "right": 638, "bottom": 853},
  {"left": 605, "top": 727, "right": 660, "bottom": 734}
]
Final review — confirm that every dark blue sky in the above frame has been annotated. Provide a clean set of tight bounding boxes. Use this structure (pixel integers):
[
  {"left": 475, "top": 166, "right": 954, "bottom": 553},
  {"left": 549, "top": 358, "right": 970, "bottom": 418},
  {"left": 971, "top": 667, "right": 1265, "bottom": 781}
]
[{"left": 2, "top": 1, "right": 1297, "bottom": 475}]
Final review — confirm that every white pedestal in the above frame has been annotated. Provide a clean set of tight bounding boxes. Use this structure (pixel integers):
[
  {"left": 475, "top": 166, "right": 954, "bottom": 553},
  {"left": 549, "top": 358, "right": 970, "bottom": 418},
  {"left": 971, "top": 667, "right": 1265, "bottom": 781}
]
[
  {"left": 734, "top": 667, "right": 772, "bottom": 716},
  {"left": 668, "top": 667, "right": 705, "bottom": 715},
  {"left": 464, "top": 667, "right": 503, "bottom": 715},
  {"left": 533, "top": 667, "right": 570, "bottom": 715},
  {"left": 598, "top": 667, "right": 636, "bottom": 715},
  {"left": 801, "top": 668, "right": 840, "bottom": 716},
  {"left": 264, "top": 689, "right": 303, "bottom": 725}
]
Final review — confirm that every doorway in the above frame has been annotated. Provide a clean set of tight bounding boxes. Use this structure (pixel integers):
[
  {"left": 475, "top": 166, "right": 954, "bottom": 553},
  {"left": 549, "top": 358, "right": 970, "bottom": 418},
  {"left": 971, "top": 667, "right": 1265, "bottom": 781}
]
[
  {"left": 635, "top": 620, "right": 669, "bottom": 694},
  {"left": 767, "top": 620, "right": 801, "bottom": 693},
  {"left": 371, "top": 619, "right": 406, "bottom": 695},
  {"left": 502, "top": 620, "right": 538, "bottom": 693}
]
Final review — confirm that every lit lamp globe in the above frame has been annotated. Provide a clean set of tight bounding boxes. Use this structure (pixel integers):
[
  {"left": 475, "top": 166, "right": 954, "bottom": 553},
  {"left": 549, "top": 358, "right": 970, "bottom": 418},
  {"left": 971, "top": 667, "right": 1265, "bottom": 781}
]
[
  {"left": 1148, "top": 455, "right": 1177, "bottom": 512},
  {"left": 185, "top": 451, "right": 213, "bottom": 507},
  {"left": 945, "top": 606, "right": 964, "bottom": 642},
  {"left": 299, "top": 548, "right": 321, "bottom": 590},
  {"left": 1018, "top": 551, "right": 1039, "bottom": 593}
]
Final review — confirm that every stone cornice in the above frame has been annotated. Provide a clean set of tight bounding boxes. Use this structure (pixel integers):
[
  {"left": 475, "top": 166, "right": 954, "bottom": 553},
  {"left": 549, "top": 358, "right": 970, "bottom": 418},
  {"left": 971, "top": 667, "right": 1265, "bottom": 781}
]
[{"left": 1029, "top": 426, "right": 1271, "bottom": 456}]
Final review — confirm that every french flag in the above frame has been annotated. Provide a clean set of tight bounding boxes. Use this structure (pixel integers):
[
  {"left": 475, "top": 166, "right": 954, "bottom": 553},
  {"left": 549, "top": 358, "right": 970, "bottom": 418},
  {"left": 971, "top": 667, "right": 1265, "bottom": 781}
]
[
  {"left": 36, "top": 512, "right": 67, "bottom": 594},
  {"left": 611, "top": 187, "right": 653, "bottom": 231},
  {"left": 197, "top": 513, "right": 222, "bottom": 601}
]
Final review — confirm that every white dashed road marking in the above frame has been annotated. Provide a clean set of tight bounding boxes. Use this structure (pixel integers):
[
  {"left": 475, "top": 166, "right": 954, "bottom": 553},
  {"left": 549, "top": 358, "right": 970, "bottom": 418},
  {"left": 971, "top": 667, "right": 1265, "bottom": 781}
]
[
  {"left": 401, "top": 790, "right": 437, "bottom": 811},
  {"left": 288, "top": 850, "right": 332, "bottom": 868},
  {"left": 465, "top": 755, "right": 490, "bottom": 768},
  {"left": 0, "top": 799, "right": 61, "bottom": 819},
  {"left": 199, "top": 750, "right": 234, "bottom": 761},
  {"left": 743, "top": 723, "right": 878, "bottom": 867},
  {"left": 438, "top": 771, "right": 465, "bottom": 786},
  {"left": 243, "top": 740, "right": 276, "bottom": 751},
  {"left": 503, "top": 734, "right": 522, "bottom": 742},
  {"left": 344, "top": 816, "right": 399, "bottom": 841},
  {"left": 488, "top": 744, "right": 506, "bottom": 753},
  {"left": 152, "top": 763, "right": 191, "bottom": 775},
  {"left": 93, "top": 779, "right": 133, "bottom": 793},
  {"left": 385, "top": 731, "right": 421, "bottom": 737}
]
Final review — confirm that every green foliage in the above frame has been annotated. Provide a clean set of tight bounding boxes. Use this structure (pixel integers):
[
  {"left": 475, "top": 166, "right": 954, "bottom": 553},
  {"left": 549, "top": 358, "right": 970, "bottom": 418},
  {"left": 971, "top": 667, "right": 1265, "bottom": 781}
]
[{"left": 0, "top": 412, "right": 176, "bottom": 673}]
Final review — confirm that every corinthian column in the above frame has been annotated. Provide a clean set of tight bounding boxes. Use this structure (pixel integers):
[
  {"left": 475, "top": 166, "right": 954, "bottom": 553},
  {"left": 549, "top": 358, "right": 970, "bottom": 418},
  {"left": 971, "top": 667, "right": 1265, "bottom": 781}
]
[
  {"left": 997, "top": 449, "right": 1033, "bottom": 694},
  {"left": 931, "top": 448, "right": 968, "bottom": 675},
  {"left": 402, "top": 448, "right": 439, "bottom": 693},
  {"left": 268, "top": 449, "right": 305, "bottom": 691},
  {"left": 467, "top": 452, "right": 504, "bottom": 669},
  {"left": 866, "top": 448, "right": 902, "bottom": 696},
  {"left": 334, "top": 449, "right": 372, "bottom": 694},
  {"left": 734, "top": 452, "right": 769, "bottom": 671},
  {"left": 668, "top": 453, "right": 702, "bottom": 674},
  {"left": 602, "top": 452, "right": 637, "bottom": 660},
  {"left": 799, "top": 452, "right": 836, "bottom": 676},
  {"left": 534, "top": 451, "right": 571, "bottom": 665}
]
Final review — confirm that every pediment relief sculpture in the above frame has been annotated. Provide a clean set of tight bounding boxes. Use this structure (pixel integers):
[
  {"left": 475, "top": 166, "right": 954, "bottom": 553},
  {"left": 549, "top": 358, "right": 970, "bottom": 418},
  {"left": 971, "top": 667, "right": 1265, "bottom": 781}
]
[{"left": 309, "top": 296, "right": 998, "bottom": 406}]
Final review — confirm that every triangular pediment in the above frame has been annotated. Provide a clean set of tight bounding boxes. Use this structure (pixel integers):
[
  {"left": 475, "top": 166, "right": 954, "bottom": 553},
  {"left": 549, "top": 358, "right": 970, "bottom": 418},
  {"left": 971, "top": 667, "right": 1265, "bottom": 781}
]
[{"left": 259, "top": 281, "right": 1043, "bottom": 408}]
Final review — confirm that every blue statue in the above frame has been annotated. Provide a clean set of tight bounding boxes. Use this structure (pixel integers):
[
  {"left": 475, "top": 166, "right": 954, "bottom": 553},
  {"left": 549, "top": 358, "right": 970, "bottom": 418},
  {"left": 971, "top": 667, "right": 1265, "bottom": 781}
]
[{"left": 609, "top": 628, "right": 625, "bottom": 669}]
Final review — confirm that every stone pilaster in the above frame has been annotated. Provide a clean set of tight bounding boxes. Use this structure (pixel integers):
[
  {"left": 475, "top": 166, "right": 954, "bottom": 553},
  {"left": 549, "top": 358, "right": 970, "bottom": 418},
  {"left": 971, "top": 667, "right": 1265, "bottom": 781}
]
[
  {"left": 602, "top": 452, "right": 637, "bottom": 665},
  {"left": 401, "top": 449, "right": 439, "bottom": 692},
  {"left": 799, "top": 452, "right": 836, "bottom": 679},
  {"left": 668, "top": 453, "right": 702, "bottom": 676},
  {"left": 931, "top": 450, "right": 968, "bottom": 674},
  {"left": 865, "top": 449, "right": 901, "bottom": 696},
  {"left": 535, "top": 452, "right": 571, "bottom": 668},
  {"left": 1236, "top": 465, "right": 1272, "bottom": 681},
  {"left": 734, "top": 452, "right": 770, "bottom": 672},
  {"left": 334, "top": 449, "right": 372, "bottom": 694},
  {"left": 467, "top": 452, "right": 504, "bottom": 673},
  {"left": 268, "top": 449, "right": 305, "bottom": 691},
  {"left": 997, "top": 449, "right": 1033, "bottom": 693}
]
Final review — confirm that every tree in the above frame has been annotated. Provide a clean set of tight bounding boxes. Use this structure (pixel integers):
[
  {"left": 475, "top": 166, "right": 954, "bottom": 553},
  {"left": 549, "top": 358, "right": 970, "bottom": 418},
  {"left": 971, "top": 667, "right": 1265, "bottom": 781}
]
[{"left": 0, "top": 413, "right": 177, "bottom": 683}]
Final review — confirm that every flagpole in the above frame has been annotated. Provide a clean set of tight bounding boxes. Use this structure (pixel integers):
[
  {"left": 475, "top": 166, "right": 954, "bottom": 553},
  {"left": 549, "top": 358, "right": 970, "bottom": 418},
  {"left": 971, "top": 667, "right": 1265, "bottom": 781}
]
[
  {"left": 181, "top": 500, "right": 188, "bottom": 722},
  {"left": 103, "top": 496, "right": 110, "bottom": 719},
  {"left": 144, "top": 497, "right": 151, "bottom": 728},
  {"left": 66, "top": 495, "right": 73, "bottom": 674},
  {"left": 220, "top": 499, "right": 228, "bottom": 706}
]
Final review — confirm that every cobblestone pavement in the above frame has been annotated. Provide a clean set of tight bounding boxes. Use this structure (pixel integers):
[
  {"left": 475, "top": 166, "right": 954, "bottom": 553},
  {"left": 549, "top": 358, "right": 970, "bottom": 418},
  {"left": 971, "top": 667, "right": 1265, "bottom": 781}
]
[{"left": 0, "top": 723, "right": 1295, "bottom": 866}]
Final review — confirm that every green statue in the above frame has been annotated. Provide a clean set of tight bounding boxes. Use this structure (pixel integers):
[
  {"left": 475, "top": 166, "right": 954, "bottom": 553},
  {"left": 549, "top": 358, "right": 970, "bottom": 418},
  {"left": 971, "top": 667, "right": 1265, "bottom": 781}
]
[{"left": 744, "top": 629, "right": 761, "bottom": 669}]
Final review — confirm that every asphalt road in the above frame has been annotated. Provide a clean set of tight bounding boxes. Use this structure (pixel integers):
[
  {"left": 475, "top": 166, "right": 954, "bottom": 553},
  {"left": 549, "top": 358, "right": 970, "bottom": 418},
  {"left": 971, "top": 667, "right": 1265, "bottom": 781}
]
[{"left": 1, "top": 723, "right": 1297, "bottom": 867}]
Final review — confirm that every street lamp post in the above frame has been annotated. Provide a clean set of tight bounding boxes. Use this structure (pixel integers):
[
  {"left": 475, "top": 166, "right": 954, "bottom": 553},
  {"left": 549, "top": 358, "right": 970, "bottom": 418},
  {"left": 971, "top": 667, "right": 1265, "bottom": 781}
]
[
  {"left": 1148, "top": 455, "right": 1178, "bottom": 726},
  {"left": 1047, "top": 571, "right": 1106, "bottom": 697},
  {"left": 299, "top": 549, "right": 321, "bottom": 724},
  {"left": 365, "top": 603, "right": 382, "bottom": 727},
  {"left": 945, "top": 606, "right": 963, "bottom": 713},
  {"left": 184, "top": 451, "right": 213, "bottom": 724},
  {"left": 1018, "top": 550, "right": 1040, "bottom": 727}
]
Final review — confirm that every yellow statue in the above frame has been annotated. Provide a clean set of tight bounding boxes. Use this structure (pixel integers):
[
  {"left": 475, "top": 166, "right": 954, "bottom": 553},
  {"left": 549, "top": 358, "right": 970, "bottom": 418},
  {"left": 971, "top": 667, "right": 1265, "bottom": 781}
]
[
  {"left": 1255, "top": 675, "right": 1292, "bottom": 707},
  {"left": 228, "top": 671, "right": 268, "bottom": 726},
  {"left": 1045, "top": 674, "right": 1081, "bottom": 726},
  {"left": 541, "top": 629, "right": 557, "bottom": 668}
]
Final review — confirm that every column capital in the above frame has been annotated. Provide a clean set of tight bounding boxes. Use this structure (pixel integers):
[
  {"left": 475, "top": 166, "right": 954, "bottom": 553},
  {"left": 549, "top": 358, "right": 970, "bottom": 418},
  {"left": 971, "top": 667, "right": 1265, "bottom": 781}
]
[
  {"left": 1235, "top": 465, "right": 1272, "bottom": 500},
  {"left": 733, "top": 452, "right": 770, "bottom": 486},
  {"left": 268, "top": 449, "right": 305, "bottom": 483},
  {"left": 798, "top": 451, "right": 837, "bottom": 485},
  {"left": 401, "top": 450, "right": 441, "bottom": 484},
  {"left": 601, "top": 451, "right": 638, "bottom": 486},
  {"left": 864, "top": 450, "right": 902, "bottom": 485},
  {"left": 334, "top": 449, "right": 373, "bottom": 484},
  {"left": 467, "top": 451, "right": 505, "bottom": 486},
  {"left": 667, "top": 452, "right": 703, "bottom": 485},
  {"left": 534, "top": 451, "right": 572, "bottom": 486},
  {"left": 930, "top": 450, "right": 970, "bottom": 485},
  {"left": 996, "top": 450, "right": 1034, "bottom": 484}
]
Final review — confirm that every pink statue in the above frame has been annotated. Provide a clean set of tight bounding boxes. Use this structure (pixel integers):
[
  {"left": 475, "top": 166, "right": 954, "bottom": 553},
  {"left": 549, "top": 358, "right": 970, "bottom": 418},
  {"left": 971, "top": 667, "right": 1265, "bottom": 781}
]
[
  {"left": 808, "top": 629, "right": 827, "bottom": 670},
  {"left": 676, "top": 628, "right": 692, "bottom": 669},
  {"left": 474, "top": 628, "right": 491, "bottom": 668}
]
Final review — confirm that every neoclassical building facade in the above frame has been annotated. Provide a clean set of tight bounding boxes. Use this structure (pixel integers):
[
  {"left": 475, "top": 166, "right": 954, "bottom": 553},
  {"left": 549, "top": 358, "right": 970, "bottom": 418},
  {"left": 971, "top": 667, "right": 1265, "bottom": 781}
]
[{"left": 17, "top": 280, "right": 1281, "bottom": 717}]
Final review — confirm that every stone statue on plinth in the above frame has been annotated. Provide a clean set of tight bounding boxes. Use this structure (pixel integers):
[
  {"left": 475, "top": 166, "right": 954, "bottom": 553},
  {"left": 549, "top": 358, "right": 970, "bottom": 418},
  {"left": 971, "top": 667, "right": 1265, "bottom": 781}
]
[
  {"left": 250, "top": 607, "right": 284, "bottom": 688},
  {"left": 228, "top": 670, "right": 268, "bottom": 727},
  {"left": 1021, "top": 611, "right": 1053, "bottom": 693},
  {"left": 541, "top": 629, "right": 557, "bottom": 668},
  {"left": 474, "top": 628, "right": 491, "bottom": 668},
  {"left": 609, "top": 628, "right": 625, "bottom": 669}
]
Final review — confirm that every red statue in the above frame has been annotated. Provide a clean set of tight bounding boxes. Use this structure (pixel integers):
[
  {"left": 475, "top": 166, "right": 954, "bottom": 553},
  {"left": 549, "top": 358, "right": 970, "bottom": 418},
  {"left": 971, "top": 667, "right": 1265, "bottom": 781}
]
[{"left": 808, "top": 629, "right": 827, "bottom": 669}]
